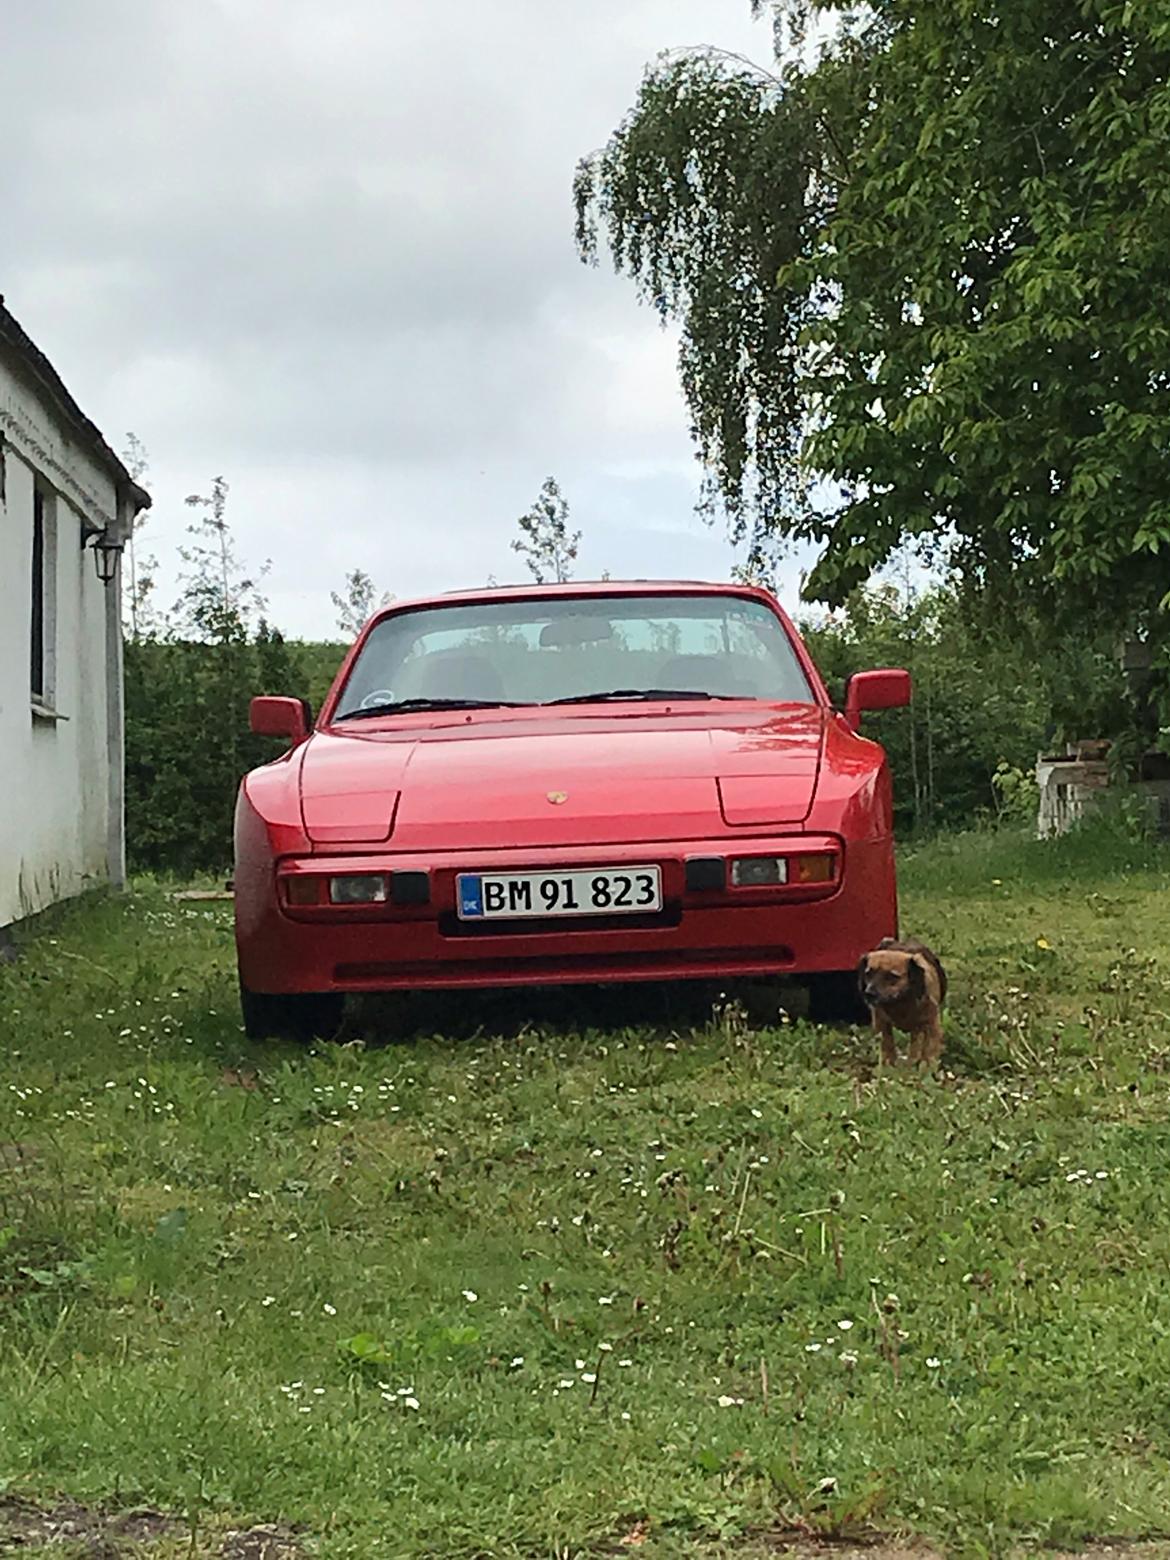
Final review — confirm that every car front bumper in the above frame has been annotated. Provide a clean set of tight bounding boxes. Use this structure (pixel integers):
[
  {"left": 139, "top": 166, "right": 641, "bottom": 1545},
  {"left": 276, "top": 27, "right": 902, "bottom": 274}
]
[{"left": 235, "top": 832, "right": 897, "bottom": 996}]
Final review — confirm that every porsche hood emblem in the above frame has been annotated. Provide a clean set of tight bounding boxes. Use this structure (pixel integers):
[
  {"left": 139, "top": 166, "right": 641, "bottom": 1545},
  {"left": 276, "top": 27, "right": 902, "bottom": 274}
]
[{"left": 546, "top": 790, "right": 569, "bottom": 805}]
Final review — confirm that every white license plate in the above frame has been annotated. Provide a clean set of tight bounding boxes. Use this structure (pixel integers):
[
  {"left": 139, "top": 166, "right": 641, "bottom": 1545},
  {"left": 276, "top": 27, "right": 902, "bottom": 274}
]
[{"left": 456, "top": 866, "right": 662, "bottom": 921}]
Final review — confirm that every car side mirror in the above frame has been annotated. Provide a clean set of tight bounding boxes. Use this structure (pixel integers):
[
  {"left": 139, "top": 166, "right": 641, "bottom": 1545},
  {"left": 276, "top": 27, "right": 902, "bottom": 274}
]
[
  {"left": 843, "top": 669, "right": 912, "bottom": 730},
  {"left": 250, "top": 696, "right": 312, "bottom": 745}
]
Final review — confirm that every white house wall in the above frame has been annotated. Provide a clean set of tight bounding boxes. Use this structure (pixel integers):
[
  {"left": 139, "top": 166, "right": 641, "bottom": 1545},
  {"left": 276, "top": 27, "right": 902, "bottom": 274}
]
[{"left": 0, "top": 365, "right": 120, "bottom": 928}]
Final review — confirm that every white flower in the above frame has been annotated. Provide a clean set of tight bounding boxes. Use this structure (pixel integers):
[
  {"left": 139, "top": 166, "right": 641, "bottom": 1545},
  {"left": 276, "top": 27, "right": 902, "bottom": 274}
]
[
  {"left": 261, "top": 1296, "right": 275, "bottom": 1307},
  {"left": 462, "top": 1290, "right": 478, "bottom": 1303},
  {"left": 926, "top": 1357, "right": 941, "bottom": 1369},
  {"left": 837, "top": 1319, "right": 853, "bottom": 1331},
  {"left": 599, "top": 1342, "right": 613, "bottom": 1353},
  {"left": 323, "top": 1303, "right": 336, "bottom": 1316},
  {"left": 510, "top": 1356, "right": 524, "bottom": 1369},
  {"left": 750, "top": 1108, "right": 763, "bottom": 1119},
  {"left": 618, "top": 1358, "right": 633, "bottom": 1368},
  {"left": 716, "top": 1394, "right": 744, "bottom": 1408},
  {"left": 558, "top": 1378, "right": 575, "bottom": 1389},
  {"left": 312, "top": 1387, "right": 325, "bottom": 1395},
  {"left": 599, "top": 1295, "right": 615, "bottom": 1306},
  {"left": 581, "top": 1372, "right": 597, "bottom": 1384},
  {"left": 621, "top": 1411, "right": 631, "bottom": 1421},
  {"left": 805, "top": 1343, "right": 822, "bottom": 1353},
  {"left": 839, "top": 1352, "right": 858, "bottom": 1369},
  {"left": 575, "top": 1359, "right": 586, "bottom": 1370},
  {"left": 404, "top": 1396, "right": 420, "bottom": 1410}
]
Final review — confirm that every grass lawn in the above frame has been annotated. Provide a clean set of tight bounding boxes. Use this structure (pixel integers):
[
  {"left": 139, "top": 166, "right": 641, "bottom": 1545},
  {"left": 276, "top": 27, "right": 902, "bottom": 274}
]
[{"left": 3, "top": 824, "right": 1170, "bottom": 1558}]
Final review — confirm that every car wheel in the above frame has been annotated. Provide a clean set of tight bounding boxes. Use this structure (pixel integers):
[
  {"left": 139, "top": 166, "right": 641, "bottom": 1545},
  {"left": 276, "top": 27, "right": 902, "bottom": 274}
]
[
  {"left": 239, "top": 979, "right": 345, "bottom": 1042},
  {"left": 807, "top": 970, "right": 869, "bottom": 1027}
]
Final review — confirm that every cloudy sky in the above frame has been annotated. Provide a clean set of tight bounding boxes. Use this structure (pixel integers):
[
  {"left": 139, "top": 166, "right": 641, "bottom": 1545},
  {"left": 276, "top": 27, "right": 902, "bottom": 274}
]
[{"left": 1, "top": 0, "right": 810, "bottom": 638}]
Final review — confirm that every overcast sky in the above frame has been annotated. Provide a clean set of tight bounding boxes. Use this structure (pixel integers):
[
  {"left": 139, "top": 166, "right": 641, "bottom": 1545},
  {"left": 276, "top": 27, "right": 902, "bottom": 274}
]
[{"left": 1, "top": 0, "right": 813, "bottom": 638}]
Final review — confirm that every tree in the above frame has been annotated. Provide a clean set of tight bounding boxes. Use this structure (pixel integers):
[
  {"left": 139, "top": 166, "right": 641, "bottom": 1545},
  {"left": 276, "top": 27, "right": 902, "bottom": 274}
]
[
  {"left": 125, "top": 476, "right": 312, "bottom": 874},
  {"left": 802, "top": 570, "right": 1124, "bottom": 832},
  {"left": 331, "top": 569, "right": 392, "bottom": 639},
  {"left": 575, "top": 2, "right": 1170, "bottom": 707},
  {"left": 174, "top": 477, "right": 269, "bottom": 643},
  {"left": 121, "top": 432, "right": 160, "bottom": 641},
  {"left": 512, "top": 477, "right": 581, "bottom": 584}
]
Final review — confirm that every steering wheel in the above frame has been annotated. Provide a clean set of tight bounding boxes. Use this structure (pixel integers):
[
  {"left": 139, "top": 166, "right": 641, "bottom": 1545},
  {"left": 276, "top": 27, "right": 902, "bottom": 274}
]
[{"left": 360, "top": 689, "right": 396, "bottom": 709}]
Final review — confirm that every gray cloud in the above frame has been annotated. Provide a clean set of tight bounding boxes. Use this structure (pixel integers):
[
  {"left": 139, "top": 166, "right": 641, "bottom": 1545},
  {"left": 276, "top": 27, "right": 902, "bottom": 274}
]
[{"left": 1, "top": 0, "right": 811, "bottom": 636}]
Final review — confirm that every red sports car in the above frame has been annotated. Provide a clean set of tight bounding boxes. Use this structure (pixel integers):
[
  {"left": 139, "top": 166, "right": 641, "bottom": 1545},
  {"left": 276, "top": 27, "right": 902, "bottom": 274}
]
[{"left": 234, "top": 581, "right": 910, "bottom": 1039}]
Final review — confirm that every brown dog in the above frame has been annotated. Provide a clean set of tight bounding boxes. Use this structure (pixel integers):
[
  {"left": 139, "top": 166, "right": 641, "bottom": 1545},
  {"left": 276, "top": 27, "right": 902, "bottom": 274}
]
[{"left": 858, "top": 938, "right": 947, "bottom": 1066}]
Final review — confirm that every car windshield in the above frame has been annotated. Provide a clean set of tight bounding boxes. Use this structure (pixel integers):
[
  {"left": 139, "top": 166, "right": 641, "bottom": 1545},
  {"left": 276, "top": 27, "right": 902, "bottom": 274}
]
[{"left": 331, "top": 593, "right": 814, "bottom": 718}]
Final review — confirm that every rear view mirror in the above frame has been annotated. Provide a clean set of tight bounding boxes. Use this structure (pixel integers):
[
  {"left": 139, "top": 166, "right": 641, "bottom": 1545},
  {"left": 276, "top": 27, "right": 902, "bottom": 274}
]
[
  {"left": 843, "top": 668, "right": 911, "bottom": 730},
  {"left": 250, "top": 696, "right": 311, "bottom": 744},
  {"left": 539, "top": 616, "right": 614, "bottom": 648}
]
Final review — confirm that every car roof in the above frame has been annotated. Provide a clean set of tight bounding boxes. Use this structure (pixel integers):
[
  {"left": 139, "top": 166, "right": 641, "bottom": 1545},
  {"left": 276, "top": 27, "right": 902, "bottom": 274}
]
[{"left": 369, "top": 579, "right": 779, "bottom": 619}]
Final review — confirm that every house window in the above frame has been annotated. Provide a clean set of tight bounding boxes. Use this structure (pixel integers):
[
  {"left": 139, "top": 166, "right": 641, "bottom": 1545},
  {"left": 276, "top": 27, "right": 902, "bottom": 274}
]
[{"left": 30, "top": 485, "right": 57, "bottom": 708}]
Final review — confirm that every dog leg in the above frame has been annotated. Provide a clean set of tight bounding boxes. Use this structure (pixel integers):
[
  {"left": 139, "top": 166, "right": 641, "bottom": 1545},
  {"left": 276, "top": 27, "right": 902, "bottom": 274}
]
[
  {"left": 874, "top": 1011, "right": 897, "bottom": 1066},
  {"left": 910, "top": 1021, "right": 943, "bottom": 1070},
  {"left": 922, "top": 1016, "right": 944, "bottom": 1068}
]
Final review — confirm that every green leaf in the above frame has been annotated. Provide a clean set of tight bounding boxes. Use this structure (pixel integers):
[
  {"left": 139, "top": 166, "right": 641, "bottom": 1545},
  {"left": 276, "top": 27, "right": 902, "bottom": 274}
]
[{"left": 339, "top": 1333, "right": 394, "bottom": 1366}]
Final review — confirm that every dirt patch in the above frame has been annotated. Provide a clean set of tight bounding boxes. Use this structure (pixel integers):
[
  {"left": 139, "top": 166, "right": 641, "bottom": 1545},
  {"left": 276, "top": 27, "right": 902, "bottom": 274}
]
[
  {"left": 724, "top": 1536, "right": 942, "bottom": 1559},
  {"left": 600, "top": 1529, "right": 1170, "bottom": 1560},
  {"left": 1044, "top": 1549, "right": 1170, "bottom": 1560},
  {"left": 737, "top": 1540, "right": 1170, "bottom": 1560},
  {"left": 0, "top": 1500, "right": 305, "bottom": 1558},
  {"left": 217, "top": 1525, "right": 304, "bottom": 1559},
  {"left": 0, "top": 1498, "right": 179, "bottom": 1550}
]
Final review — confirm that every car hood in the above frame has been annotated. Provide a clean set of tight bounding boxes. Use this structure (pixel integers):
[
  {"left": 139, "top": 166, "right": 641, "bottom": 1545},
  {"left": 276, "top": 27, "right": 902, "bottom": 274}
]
[{"left": 298, "top": 705, "right": 827, "bottom": 848}]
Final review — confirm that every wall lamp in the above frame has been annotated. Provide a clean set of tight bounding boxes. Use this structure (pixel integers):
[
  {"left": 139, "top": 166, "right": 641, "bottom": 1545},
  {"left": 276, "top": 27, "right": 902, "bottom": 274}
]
[{"left": 81, "top": 527, "right": 124, "bottom": 586}]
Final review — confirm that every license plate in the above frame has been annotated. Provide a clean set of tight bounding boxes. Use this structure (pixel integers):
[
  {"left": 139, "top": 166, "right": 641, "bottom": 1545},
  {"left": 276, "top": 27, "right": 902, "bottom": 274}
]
[{"left": 456, "top": 866, "right": 662, "bottom": 921}]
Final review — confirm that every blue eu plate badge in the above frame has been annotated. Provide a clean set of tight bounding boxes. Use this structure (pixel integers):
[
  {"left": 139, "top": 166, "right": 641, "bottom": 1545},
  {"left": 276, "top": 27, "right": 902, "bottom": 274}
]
[{"left": 458, "top": 875, "right": 484, "bottom": 918}]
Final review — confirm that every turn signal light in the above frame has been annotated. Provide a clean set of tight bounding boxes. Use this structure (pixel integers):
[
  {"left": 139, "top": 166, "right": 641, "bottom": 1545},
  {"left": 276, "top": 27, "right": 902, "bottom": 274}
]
[
  {"left": 329, "top": 874, "right": 389, "bottom": 905},
  {"left": 792, "top": 854, "right": 836, "bottom": 884}
]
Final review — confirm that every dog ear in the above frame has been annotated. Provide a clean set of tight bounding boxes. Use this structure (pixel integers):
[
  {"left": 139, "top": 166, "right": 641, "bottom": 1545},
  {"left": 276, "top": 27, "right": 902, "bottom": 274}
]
[
  {"left": 907, "top": 954, "right": 929, "bottom": 998},
  {"left": 856, "top": 955, "right": 869, "bottom": 994}
]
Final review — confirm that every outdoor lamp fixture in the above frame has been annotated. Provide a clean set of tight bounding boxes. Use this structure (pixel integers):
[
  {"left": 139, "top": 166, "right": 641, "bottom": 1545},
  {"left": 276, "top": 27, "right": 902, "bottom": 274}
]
[{"left": 82, "top": 528, "right": 124, "bottom": 586}]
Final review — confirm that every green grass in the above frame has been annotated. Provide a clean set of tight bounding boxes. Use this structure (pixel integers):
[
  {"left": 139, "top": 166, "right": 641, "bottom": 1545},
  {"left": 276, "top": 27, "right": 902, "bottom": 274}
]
[{"left": 3, "top": 824, "right": 1170, "bottom": 1558}]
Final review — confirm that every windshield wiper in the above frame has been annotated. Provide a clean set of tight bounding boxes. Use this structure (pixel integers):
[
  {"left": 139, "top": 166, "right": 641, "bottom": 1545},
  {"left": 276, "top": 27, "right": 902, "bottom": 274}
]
[
  {"left": 334, "top": 697, "right": 531, "bottom": 721},
  {"left": 544, "top": 688, "right": 740, "bottom": 707}
]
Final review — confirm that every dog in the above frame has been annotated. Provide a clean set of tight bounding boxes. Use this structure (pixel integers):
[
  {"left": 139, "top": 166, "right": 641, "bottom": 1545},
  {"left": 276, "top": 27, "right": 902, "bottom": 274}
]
[{"left": 857, "top": 938, "right": 947, "bottom": 1067}]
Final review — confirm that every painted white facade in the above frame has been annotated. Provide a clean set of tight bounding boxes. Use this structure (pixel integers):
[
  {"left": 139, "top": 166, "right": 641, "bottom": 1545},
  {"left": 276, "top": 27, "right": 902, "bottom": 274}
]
[{"left": 0, "top": 307, "right": 147, "bottom": 929}]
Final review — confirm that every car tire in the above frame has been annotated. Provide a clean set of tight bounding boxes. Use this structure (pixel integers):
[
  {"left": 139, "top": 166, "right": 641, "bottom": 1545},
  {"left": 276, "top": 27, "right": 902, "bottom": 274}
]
[
  {"left": 807, "top": 970, "right": 869, "bottom": 1027},
  {"left": 239, "top": 979, "right": 345, "bottom": 1042}
]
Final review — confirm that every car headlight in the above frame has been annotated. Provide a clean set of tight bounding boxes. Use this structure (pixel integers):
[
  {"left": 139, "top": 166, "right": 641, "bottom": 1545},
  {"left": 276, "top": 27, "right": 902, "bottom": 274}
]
[
  {"left": 328, "top": 874, "right": 389, "bottom": 905},
  {"left": 730, "top": 857, "right": 788, "bottom": 887}
]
